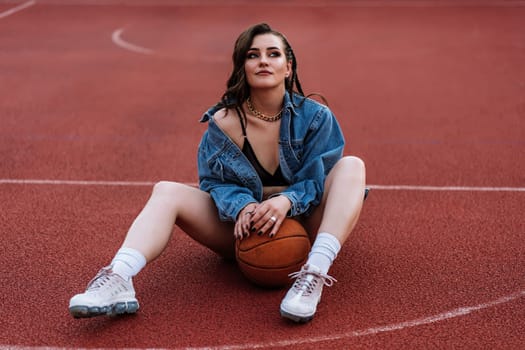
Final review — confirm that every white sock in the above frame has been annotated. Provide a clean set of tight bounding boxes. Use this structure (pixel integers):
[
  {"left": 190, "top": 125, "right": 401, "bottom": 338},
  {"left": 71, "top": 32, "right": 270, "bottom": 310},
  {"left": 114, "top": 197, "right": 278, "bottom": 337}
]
[
  {"left": 111, "top": 247, "right": 147, "bottom": 280},
  {"left": 307, "top": 232, "right": 341, "bottom": 275}
]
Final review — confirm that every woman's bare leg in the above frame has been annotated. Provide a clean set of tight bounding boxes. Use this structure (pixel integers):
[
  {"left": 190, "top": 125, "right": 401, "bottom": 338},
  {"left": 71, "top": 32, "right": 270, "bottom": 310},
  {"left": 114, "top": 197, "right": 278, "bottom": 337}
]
[
  {"left": 302, "top": 156, "right": 366, "bottom": 243},
  {"left": 70, "top": 181, "right": 235, "bottom": 318},
  {"left": 122, "top": 181, "right": 236, "bottom": 261},
  {"left": 280, "top": 156, "right": 366, "bottom": 323}
]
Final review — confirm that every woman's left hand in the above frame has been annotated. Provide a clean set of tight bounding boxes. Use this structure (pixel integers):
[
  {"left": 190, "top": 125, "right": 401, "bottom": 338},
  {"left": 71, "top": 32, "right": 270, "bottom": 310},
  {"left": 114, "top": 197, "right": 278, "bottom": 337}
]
[{"left": 249, "top": 195, "right": 291, "bottom": 237}]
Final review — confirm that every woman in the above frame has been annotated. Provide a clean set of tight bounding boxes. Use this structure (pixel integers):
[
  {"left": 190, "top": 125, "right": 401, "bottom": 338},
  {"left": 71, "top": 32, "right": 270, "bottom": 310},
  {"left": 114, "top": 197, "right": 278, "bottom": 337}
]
[{"left": 69, "top": 23, "right": 366, "bottom": 323}]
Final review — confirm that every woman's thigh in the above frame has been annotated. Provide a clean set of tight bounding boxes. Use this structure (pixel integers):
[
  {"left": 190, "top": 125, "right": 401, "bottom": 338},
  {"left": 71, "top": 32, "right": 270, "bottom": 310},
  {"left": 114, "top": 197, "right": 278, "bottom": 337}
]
[{"left": 167, "top": 182, "right": 236, "bottom": 258}]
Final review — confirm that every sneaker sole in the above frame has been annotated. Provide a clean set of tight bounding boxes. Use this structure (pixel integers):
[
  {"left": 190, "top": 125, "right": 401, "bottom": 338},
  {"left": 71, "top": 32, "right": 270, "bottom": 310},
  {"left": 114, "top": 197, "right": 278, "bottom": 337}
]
[
  {"left": 69, "top": 301, "right": 139, "bottom": 318},
  {"left": 280, "top": 308, "right": 314, "bottom": 323}
]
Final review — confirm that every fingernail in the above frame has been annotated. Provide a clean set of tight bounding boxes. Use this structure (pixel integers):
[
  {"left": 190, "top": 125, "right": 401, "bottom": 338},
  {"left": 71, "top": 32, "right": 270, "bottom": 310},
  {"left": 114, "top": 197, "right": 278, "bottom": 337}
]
[
  {"left": 250, "top": 227, "right": 256, "bottom": 233},
  {"left": 258, "top": 231, "right": 263, "bottom": 236},
  {"left": 269, "top": 233, "right": 275, "bottom": 238},
  {"left": 250, "top": 221, "right": 254, "bottom": 226}
]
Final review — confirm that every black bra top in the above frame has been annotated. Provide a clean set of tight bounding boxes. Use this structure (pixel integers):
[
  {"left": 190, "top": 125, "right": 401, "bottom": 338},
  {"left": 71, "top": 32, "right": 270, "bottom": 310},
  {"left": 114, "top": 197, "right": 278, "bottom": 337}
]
[{"left": 238, "top": 113, "right": 288, "bottom": 186}]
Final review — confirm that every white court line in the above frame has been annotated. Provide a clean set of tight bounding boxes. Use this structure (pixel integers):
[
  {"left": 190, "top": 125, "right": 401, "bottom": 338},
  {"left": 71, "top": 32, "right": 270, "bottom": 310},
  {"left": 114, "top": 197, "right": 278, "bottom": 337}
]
[
  {"left": 1, "top": 178, "right": 525, "bottom": 193},
  {"left": 0, "top": 178, "right": 158, "bottom": 186},
  {"left": 0, "top": 0, "right": 35, "bottom": 19},
  {"left": 370, "top": 184, "right": 525, "bottom": 192},
  {"left": 0, "top": 289, "right": 523, "bottom": 350},
  {"left": 111, "top": 28, "right": 154, "bottom": 55}
]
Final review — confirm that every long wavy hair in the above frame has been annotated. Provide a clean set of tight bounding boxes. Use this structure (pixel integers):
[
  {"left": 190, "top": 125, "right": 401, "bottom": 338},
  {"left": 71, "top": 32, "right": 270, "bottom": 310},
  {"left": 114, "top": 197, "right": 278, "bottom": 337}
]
[{"left": 218, "top": 23, "right": 305, "bottom": 115}]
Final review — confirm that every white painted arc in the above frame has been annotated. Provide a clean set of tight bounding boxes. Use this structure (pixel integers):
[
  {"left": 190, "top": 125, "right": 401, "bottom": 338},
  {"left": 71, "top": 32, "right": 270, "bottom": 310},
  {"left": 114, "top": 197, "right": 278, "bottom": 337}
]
[
  {"left": 0, "top": 290, "right": 523, "bottom": 350},
  {"left": 111, "top": 28, "right": 154, "bottom": 55},
  {"left": 0, "top": 0, "right": 36, "bottom": 19}
]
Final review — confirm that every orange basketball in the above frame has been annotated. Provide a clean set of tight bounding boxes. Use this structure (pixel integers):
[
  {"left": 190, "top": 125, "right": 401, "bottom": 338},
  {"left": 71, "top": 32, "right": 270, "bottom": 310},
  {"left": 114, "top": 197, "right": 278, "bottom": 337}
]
[{"left": 235, "top": 218, "right": 311, "bottom": 288}]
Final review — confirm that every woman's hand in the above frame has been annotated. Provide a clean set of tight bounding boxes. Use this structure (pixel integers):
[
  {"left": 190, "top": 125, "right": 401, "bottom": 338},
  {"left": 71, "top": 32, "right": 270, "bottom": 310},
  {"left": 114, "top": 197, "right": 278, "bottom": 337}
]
[
  {"left": 234, "top": 202, "right": 258, "bottom": 240},
  {"left": 249, "top": 195, "right": 291, "bottom": 238}
]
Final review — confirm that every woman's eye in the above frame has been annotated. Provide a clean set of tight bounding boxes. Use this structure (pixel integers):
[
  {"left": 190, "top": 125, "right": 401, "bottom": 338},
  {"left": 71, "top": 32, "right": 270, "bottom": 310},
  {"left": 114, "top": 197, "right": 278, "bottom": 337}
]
[
  {"left": 247, "top": 52, "right": 258, "bottom": 59},
  {"left": 269, "top": 51, "right": 281, "bottom": 57}
]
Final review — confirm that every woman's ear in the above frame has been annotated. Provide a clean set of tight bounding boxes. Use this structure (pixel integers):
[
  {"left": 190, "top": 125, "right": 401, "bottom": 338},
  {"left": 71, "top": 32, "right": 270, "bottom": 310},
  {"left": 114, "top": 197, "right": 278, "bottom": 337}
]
[{"left": 286, "top": 60, "right": 292, "bottom": 78}]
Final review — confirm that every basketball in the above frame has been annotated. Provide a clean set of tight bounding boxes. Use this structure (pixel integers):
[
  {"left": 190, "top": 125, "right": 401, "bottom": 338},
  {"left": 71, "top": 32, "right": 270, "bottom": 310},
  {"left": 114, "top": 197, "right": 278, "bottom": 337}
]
[{"left": 235, "top": 218, "right": 311, "bottom": 288}]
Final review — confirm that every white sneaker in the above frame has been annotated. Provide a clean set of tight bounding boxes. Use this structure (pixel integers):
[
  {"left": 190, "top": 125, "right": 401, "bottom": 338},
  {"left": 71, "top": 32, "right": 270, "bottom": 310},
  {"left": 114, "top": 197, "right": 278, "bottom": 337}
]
[
  {"left": 69, "top": 266, "right": 139, "bottom": 318},
  {"left": 279, "top": 264, "right": 337, "bottom": 323}
]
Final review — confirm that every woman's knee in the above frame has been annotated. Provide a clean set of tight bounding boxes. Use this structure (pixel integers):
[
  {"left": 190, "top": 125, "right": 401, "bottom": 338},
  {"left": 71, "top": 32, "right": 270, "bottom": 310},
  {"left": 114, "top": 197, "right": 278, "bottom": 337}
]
[
  {"left": 334, "top": 156, "right": 366, "bottom": 178},
  {"left": 152, "top": 181, "right": 186, "bottom": 199}
]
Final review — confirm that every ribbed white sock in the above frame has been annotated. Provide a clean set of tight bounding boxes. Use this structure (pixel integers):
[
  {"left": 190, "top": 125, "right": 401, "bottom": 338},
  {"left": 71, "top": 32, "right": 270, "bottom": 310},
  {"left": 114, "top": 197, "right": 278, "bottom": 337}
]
[
  {"left": 111, "top": 247, "right": 147, "bottom": 280},
  {"left": 307, "top": 232, "right": 341, "bottom": 275}
]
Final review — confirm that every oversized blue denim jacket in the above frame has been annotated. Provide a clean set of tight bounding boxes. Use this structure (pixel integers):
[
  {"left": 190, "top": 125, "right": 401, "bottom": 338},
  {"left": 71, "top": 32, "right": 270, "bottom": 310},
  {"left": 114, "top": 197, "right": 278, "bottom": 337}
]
[{"left": 198, "top": 91, "right": 344, "bottom": 222}]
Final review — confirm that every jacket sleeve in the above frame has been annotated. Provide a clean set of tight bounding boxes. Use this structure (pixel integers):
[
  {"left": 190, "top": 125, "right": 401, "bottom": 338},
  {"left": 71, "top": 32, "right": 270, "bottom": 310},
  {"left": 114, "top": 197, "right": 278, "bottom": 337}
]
[
  {"left": 277, "top": 107, "right": 344, "bottom": 217},
  {"left": 197, "top": 132, "right": 257, "bottom": 222}
]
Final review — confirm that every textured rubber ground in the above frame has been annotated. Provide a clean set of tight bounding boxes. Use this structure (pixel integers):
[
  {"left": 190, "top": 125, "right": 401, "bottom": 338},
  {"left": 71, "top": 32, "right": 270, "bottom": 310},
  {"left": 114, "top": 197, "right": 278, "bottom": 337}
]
[{"left": 2, "top": 2, "right": 524, "bottom": 349}]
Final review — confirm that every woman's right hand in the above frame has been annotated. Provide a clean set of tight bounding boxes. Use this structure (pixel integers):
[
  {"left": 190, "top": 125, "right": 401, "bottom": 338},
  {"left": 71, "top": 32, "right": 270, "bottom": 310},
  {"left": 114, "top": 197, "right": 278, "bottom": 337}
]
[{"left": 234, "top": 202, "right": 258, "bottom": 240}]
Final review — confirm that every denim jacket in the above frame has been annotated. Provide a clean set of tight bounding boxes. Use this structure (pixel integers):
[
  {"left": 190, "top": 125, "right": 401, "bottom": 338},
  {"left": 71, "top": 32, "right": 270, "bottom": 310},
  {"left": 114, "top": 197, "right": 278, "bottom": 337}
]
[{"left": 198, "top": 91, "right": 344, "bottom": 222}]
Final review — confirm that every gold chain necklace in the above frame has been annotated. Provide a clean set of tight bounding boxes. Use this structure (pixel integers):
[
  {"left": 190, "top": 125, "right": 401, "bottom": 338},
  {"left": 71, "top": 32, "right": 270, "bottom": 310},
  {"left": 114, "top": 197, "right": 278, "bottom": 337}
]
[{"left": 246, "top": 97, "right": 283, "bottom": 122}]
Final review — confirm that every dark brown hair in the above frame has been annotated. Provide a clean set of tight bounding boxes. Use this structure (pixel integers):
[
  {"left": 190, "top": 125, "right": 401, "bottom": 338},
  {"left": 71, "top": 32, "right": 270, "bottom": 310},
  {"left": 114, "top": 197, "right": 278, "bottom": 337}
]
[{"left": 219, "top": 23, "right": 304, "bottom": 112}]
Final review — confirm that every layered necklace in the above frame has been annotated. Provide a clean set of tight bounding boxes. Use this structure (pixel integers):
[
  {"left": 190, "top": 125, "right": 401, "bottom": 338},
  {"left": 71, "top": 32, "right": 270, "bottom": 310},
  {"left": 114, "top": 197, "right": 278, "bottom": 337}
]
[{"left": 246, "top": 97, "right": 283, "bottom": 122}]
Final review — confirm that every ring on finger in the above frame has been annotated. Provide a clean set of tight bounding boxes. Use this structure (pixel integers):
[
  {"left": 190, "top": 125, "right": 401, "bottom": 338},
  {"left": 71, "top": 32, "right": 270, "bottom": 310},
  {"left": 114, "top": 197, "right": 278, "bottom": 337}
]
[{"left": 269, "top": 216, "right": 277, "bottom": 223}]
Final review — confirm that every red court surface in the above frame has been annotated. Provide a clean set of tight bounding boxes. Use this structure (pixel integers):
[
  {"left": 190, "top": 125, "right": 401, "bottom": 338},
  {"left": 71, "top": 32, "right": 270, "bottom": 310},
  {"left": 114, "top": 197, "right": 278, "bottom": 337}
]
[{"left": 1, "top": 1, "right": 524, "bottom": 349}]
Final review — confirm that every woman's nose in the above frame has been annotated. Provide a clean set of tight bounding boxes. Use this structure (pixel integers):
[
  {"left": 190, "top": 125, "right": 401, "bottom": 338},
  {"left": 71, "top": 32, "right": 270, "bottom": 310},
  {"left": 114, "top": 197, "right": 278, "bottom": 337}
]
[{"left": 259, "top": 54, "right": 269, "bottom": 64}]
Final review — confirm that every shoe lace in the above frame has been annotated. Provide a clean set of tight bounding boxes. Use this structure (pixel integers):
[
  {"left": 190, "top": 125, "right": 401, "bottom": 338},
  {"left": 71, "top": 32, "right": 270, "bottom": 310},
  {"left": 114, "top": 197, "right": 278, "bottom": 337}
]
[
  {"left": 288, "top": 265, "right": 337, "bottom": 296},
  {"left": 86, "top": 266, "right": 115, "bottom": 291}
]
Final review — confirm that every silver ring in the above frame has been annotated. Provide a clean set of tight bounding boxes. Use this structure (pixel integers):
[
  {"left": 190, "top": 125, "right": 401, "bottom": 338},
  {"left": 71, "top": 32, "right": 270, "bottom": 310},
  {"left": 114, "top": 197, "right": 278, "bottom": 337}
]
[{"left": 269, "top": 216, "right": 277, "bottom": 223}]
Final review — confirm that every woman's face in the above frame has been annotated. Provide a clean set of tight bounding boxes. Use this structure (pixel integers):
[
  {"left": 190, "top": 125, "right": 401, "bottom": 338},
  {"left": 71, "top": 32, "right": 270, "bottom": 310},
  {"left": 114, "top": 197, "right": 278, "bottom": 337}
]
[{"left": 244, "top": 33, "right": 292, "bottom": 91}]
